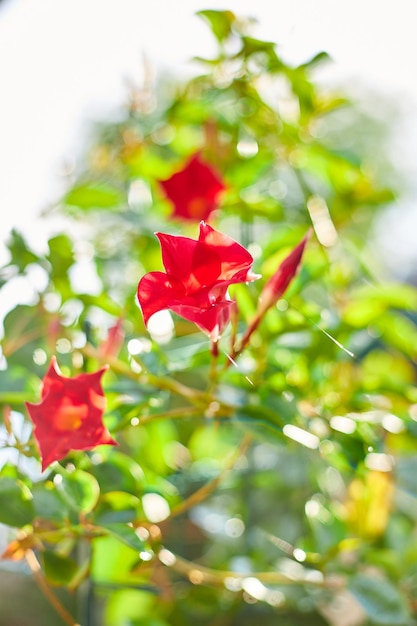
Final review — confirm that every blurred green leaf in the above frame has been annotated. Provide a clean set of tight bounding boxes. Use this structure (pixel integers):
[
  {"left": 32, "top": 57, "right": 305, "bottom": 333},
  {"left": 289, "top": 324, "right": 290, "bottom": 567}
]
[
  {"left": 343, "top": 284, "right": 417, "bottom": 327},
  {"left": 47, "top": 234, "right": 74, "bottom": 269},
  {"left": 64, "top": 181, "right": 124, "bottom": 210},
  {"left": 0, "top": 477, "right": 35, "bottom": 527},
  {"left": 2, "top": 304, "right": 47, "bottom": 371},
  {"left": 55, "top": 469, "right": 100, "bottom": 514},
  {"left": 89, "top": 451, "right": 144, "bottom": 495},
  {"left": 349, "top": 574, "right": 412, "bottom": 625},
  {"left": 32, "top": 481, "right": 70, "bottom": 521},
  {"left": 197, "top": 9, "right": 235, "bottom": 43},
  {"left": 94, "top": 491, "right": 142, "bottom": 525},
  {"left": 5, "top": 229, "right": 40, "bottom": 272},
  {"left": 235, "top": 404, "right": 287, "bottom": 442},
  {"left": 42, "top": 550, "right": 79, "bottom": 586},
  {"left": 103, "top": 522, "right": 145, "bottom": 552}
]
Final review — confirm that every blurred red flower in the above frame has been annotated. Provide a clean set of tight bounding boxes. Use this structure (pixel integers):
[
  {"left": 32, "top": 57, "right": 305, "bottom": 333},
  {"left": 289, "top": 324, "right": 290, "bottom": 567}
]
[
  {"left": 26, "top": 357, "right": 117, "bottom": 471},
  {"left": 137, "top": 221, "right": 259, "bottom": 340},
  {"left": 159, "top": 153, "right": 226, "bottom": 221}
]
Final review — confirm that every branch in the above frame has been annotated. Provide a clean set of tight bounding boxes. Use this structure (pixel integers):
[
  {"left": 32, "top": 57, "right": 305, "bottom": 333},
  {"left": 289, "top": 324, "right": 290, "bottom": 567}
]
[
  {"left": 169, "top": 433, "right": 252, "bottom": 518},
  {"left": 158, "top": 548, "right": 344, "bottom": 589},
  {"left": 25, "top": 549, "right": 81, "bottom": 626}
]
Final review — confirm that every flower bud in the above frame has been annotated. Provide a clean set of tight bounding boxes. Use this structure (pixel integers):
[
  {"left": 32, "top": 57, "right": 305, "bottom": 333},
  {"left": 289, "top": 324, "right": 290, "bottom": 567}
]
[{"left": 257, "top": 231, "right": 310, "bottom": 318}]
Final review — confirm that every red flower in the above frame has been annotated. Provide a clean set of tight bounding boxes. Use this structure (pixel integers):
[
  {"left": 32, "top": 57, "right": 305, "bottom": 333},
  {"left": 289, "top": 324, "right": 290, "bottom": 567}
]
[
  {"left": 159, "top": 153, "right": 226, "bottom": 221},
  {"left": 25, "top": 357, "right": 117, "bottom": 471},
  {"left": 137, "top": 221, "right": 259, "bottom": 340}
]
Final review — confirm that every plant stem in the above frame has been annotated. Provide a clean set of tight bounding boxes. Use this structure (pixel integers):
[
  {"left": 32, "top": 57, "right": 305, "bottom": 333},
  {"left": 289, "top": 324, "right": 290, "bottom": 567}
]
[
  {"left": 112, "top": 405, "right": 204, "bottom": 432},
  {"left": 223, "top": 314, "right": 261, "bottom": 369},
  {"left": 208, "top": 339, "right": 219, "bottom": 390},
  {"left": 159, "top": 549, "right": 344, "bottom": 589},
  {"left": 169, "top": 433, "right": 252, "bottom": 518},
  {"left": 25, "top": 549, "right": 81, "bottom": 626},
  {"left": 82, "top": 344, "right": 208, "bottom": 405}
]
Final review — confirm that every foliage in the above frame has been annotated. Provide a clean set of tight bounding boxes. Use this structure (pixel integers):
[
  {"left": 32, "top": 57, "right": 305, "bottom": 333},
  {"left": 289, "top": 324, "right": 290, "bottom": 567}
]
[{"left": 0, "top": 9, "right": 416, "bottom": 626}]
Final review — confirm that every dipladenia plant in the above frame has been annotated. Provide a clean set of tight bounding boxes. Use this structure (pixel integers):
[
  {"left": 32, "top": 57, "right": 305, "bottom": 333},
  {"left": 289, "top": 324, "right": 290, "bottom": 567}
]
[
  {"left": 25, "top": 223, "right": 307, "bottom": 472},
  {"left": 0, "top": 9, "right": 415, "bottom": 626}
]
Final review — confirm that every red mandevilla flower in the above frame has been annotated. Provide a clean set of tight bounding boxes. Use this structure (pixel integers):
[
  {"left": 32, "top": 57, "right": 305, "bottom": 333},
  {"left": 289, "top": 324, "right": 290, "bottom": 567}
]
[
  {"left": 159, "top": 152, "right": 226, "bottom": 222},
  {"left": 25, "top": 357, "right": 117, "bottom": 471},
  {"left": 137, "top": 221, "right": 260, "bottom": 341}
]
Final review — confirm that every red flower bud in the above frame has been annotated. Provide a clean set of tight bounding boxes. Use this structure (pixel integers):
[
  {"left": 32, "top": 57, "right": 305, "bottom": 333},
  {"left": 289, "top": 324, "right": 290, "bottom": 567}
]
[
  {"left": 25, "top": 357, "right": 117, "bottom": 471},
  {"left": 98, "top": 317, "right": 125, "bottom": 360},
  {"left": 257, "top": 231, "right": 310, "bottom": 317}
]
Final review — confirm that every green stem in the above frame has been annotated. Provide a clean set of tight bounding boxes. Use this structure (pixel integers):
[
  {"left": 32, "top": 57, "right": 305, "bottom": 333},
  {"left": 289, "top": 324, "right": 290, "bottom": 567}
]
[
  {"left": 83, "top": 344, "right": 208, "bottom": 405},
  {"left": 112, "top": 405, "right": 205, "bottom": 432},
  {"left": 208, "top": 339, "right": 220, "bottom": 391},
  {"left": 25, "top": 550, "right": 81, "bottom": 626},
  {"left": 0, "top": 392, "right": 34, "bottom": 405},
  {"left": 169, "top": 433, "right": 252, "bottom": 518},
  {"left": 160, "top": 549, "right": 344, "bottom": 589},
  {"left": 225, "top": 314, "right": 261, "bottom": 368}
]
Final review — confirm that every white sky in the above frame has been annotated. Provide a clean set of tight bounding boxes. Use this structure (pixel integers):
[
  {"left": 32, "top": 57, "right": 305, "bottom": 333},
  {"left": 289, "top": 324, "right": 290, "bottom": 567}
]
[{"left": 1, "top": 0, "right": 416, "bottom": 263}]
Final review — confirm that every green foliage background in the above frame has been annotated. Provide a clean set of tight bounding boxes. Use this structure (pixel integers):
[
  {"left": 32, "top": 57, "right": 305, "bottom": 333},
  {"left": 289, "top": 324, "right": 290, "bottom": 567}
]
[{"left": 1, "top": 10, "right": 416, "bottom": 626}]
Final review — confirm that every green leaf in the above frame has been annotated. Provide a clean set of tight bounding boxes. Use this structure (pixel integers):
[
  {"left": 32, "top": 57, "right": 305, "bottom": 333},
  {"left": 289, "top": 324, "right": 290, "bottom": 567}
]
[
  {"left": 343, "top": 299, "right": 386, "bottom": 327},
  {"left": 396, "top": 457, "right": 417, "bottom": 498},
  {"left": 0, "top": 368, "right": 31, "bottom": 402},
  {"left": 343, "top": 284, "right": 417, "bottom": 327},
  {"left": 2, "top": 305, "right": 47, "bottom": 371},
  {"left": 104, "top": 522, "right": 146, "bottom": 552},
  {"left": 90, "top": 451, "right": 144, "bottom": 495},
  {"left": 349, "top": 574, "right": 412, "bottom": 625},
  {"left": 375, "top": 310, "right": 417, "bottom": 358},
  {"left": 0, "top": 477, "right": 35, "bottom": 527},
  {"left": 299, "top": 51, "right": 331, "bottom": 70},
  {"left": 132, "top": 620, "right": 171, "bottom": 626},
  {"left": 240, "top": 35, "right": 278, "bottom": 59},
  {"left": 64, "top": 182, "right": 124, "bottom": 210},
  {"left": 47, "top": 234, "right": 75, "bottom": 280},
  {"left": 234, "top": 404, "right": 287, "bottom": 443},
  {"left": 92, "top": 535, "right": 142, "bottom": 584},
  {"left": 32, "top": 482, "right": 70, "bottom": 521},
  {"left": 42, "top": 550, "right": 79, "bottom": 586},
  {"left": 94, "top": 492, "right": 142, "bottom": 525},
  {"left": 55, "top": 469, "right": 100, "bottom": 514},
  {"left": 197, "top": 9, "right": 235, "bottom": 43},
  {"left": 6, "top": 229, "right": 40, "bottom": 272}
]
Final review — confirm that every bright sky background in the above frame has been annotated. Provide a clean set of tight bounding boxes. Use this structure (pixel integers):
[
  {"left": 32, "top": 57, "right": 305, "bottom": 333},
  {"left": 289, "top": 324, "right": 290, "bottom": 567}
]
[{"left": 1, "top": 0, "right": 416, "bottom": 265}]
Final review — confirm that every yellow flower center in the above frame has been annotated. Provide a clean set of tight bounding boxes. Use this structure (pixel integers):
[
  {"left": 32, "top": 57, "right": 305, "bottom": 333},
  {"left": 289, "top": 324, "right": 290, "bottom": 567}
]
[
  {"left": 187, "top": 197, "right": 207, "bottom": 218},
  {"left": 55, "top": 399, "right": 88, "bottom": 431}
]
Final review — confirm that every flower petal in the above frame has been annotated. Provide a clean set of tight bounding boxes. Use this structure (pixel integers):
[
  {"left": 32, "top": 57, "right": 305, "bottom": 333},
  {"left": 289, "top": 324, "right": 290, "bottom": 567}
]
[
  {"left": 198, "top": 222, "right": 258, "bottom": 282},
  {"left": 156, "top": 233, "right": 198, "bottom": 284},
  {"left": 170, "top": 300, "right": 233, "bottom": 340},
  {"left": 137, "top": 271, "right": 186, "bottom": 325}
]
